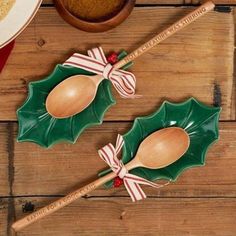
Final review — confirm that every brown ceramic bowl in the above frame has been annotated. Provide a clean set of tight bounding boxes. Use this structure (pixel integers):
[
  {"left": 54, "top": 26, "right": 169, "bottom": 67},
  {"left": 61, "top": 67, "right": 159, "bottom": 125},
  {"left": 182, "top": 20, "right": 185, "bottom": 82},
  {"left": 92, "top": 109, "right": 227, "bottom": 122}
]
[{"left": 53, "top": 0, "right": 136, "bottom": 32}]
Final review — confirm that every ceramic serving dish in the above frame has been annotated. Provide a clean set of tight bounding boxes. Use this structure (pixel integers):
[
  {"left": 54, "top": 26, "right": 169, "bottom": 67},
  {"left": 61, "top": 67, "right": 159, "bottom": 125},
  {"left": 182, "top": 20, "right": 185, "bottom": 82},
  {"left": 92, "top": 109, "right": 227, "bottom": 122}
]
[
  {"left": 54, "top": 0, "right": 136, "bottom": 32},
  {"left": 17, "top": 51, "right": 132, "bottom": 148},
  {"left": 100, "top": 98, "right": 221, "bottom": 186},
  {"left": 0, "top": 0, "right": 42, "bottom": 48}
]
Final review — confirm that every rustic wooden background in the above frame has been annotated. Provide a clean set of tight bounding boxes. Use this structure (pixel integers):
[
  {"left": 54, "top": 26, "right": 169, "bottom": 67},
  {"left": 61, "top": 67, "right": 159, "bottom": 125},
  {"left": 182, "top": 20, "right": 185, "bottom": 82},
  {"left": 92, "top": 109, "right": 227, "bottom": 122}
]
[{"left": 1, "top": 0, "right": 236, "bottom": 235}]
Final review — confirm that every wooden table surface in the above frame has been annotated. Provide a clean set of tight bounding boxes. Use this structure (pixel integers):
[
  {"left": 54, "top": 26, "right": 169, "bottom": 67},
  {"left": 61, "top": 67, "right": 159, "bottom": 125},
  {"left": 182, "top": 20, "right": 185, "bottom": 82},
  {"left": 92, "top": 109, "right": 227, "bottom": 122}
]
[{"left": 1, "top": 0, "right": 236, "bottom": 235}]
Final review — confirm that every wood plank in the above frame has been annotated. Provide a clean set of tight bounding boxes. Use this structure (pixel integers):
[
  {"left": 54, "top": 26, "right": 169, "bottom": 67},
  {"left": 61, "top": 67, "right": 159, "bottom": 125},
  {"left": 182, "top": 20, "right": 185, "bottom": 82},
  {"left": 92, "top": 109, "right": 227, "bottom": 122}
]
[
  {"left": 42, "top": 0, "right": 236, "bottom": 5},
  {"left": 233, "top": 8, "right": 236, "bottom": 119},
  {"left": 0, "top": 124, "right": 10, "bottom": 196},
  {"left": 0, "top": 7, "right": 234, "bottom": 121},
  {"left": 11, "top": 122, "right": 236, "bottom": 197},
  {"left": 13, "top": 197, "right": 236, "bottom": 235},
  {"left": 0, "top": 198, "right": 8, "bottom": 236},
  {"left": 0, "top": 124, "right": 13, "bottom": 235}
]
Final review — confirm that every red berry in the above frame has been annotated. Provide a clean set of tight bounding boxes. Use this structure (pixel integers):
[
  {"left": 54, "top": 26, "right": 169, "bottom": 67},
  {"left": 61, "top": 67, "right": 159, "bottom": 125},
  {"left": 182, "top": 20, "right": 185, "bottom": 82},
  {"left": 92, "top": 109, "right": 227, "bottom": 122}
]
[
  {"left": 107, "top": 52, "right": 118, "bottom": 65},
  {"left": 113, "top": 176, "right": 123, "bottom": 188}
]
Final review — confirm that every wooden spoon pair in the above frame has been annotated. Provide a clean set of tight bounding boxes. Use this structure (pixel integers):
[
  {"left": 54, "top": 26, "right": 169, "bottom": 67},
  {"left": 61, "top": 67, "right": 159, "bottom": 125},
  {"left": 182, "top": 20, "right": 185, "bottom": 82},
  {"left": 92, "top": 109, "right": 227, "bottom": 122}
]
[
  {"left": 12, "top": 127, "right": 190, "bottom": 231},
  {"left": 46, "top": 1, "right": 215, "bottom": 119}
]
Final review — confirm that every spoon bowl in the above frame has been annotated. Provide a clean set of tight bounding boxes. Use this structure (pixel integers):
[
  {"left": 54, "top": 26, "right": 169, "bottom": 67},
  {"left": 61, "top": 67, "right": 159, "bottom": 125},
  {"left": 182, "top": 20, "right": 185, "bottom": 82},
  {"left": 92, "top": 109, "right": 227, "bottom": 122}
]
[
  {"left": 134, "top": 127, "right": 190, "bottom": 169},
  {"left": 12, "top": 127, "right": 190, "bottom": 231},
  {"left": 46, "top": 74, "right": 103, "bottom": 118}
]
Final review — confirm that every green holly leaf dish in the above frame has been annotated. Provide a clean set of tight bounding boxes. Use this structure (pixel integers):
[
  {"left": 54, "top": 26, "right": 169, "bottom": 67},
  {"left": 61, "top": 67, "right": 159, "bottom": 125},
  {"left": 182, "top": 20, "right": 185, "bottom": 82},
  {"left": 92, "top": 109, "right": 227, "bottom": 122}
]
[
  {"left": 100, "top": 98, "right": 221, "bottom": 186},
  {"left": 17, "top": 51, "right": 132, "bottom": 148}
]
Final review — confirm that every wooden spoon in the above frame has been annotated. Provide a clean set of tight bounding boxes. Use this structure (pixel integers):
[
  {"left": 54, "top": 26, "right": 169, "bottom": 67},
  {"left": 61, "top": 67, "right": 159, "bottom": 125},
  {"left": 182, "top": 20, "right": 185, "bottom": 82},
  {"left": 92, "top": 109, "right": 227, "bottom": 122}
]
[
  {"left": 46, "top": 1, "right": 215, "bottom": 119},
  {"left": 12, "top": 127, "right": 190, "bottom": 231}
]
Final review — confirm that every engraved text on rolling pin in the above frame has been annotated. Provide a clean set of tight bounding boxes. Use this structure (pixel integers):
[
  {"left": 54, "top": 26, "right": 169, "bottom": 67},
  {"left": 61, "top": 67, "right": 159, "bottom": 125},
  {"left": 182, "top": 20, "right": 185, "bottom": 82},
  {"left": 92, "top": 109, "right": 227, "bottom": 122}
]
[
  {"left": 26, "top": 182, "right": 96, "bottom": 222},
  {"left": 122, "top": 6, "right": 207, "bottom": 64}
]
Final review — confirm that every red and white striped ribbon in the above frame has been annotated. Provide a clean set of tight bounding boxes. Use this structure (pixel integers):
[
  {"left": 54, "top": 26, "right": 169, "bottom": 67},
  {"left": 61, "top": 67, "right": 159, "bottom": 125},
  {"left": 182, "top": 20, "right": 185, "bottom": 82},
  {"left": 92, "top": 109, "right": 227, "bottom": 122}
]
[
  {"left": 98, "top": 134, "right": 169, "bottom": 202},
  {"left": 63, "top": 47, "right": 137, "bottom": 98}
]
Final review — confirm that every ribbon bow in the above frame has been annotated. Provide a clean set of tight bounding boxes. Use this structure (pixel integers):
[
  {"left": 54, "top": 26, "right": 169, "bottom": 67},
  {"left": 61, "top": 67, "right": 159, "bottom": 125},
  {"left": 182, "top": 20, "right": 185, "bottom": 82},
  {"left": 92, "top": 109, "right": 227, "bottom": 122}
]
[
  {"left": 98, "top": 135, "right": 169, "bottom": 202},
  {"left": 63, "top": 47, "right": 137, "bottom": 98}
]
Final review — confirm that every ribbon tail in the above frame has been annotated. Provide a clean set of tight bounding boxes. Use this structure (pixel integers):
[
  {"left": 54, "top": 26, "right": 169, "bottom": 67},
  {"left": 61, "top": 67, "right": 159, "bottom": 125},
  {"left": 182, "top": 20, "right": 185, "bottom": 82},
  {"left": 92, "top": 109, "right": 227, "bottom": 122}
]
[
  {"left": 115, "top": 134, "right": 124, "bottom": 153},
  {"left": 123, "top": 179, "right": 146, "bottom": 202},
  {"left": 125, "top": 173, "right": 169, "bottom": 188},
  {"left": 124, "top": 174, "right": 170, "bottom": 202},
  {"left": 110, "top": 71, "right": 137, "bottom": 98}
]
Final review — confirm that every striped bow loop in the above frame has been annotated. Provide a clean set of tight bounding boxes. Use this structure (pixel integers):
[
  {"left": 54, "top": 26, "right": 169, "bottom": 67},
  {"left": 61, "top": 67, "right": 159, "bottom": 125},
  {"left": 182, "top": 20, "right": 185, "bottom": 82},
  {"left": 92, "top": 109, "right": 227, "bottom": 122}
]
[
  {"left": 98, "top": 134, "right": 169, "bottom": 202},
  {"left": 63, "top": 47, "right": 137, "bottom": 98}
]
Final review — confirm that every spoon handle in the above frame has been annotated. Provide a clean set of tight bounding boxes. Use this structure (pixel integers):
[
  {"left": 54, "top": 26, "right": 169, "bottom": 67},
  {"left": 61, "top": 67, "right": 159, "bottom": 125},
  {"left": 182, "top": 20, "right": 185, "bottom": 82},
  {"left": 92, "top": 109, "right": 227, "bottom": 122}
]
[
  {"left": 114, "top": 1, "right": 215, "bottom": 69},
  {"left": 11, "top": 171, "right": 117, "bottom": 232}
]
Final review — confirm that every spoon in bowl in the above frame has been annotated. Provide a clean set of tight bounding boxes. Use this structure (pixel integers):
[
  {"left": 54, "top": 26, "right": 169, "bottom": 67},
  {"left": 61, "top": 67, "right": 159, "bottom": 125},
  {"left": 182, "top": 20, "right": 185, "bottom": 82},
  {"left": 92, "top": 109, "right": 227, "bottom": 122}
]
[
  {"left": 46, "top": 1, "right": 215, "bottom": 119},
  {"left": 12, "top": 127, "right": 190, "bottom": 231}
]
